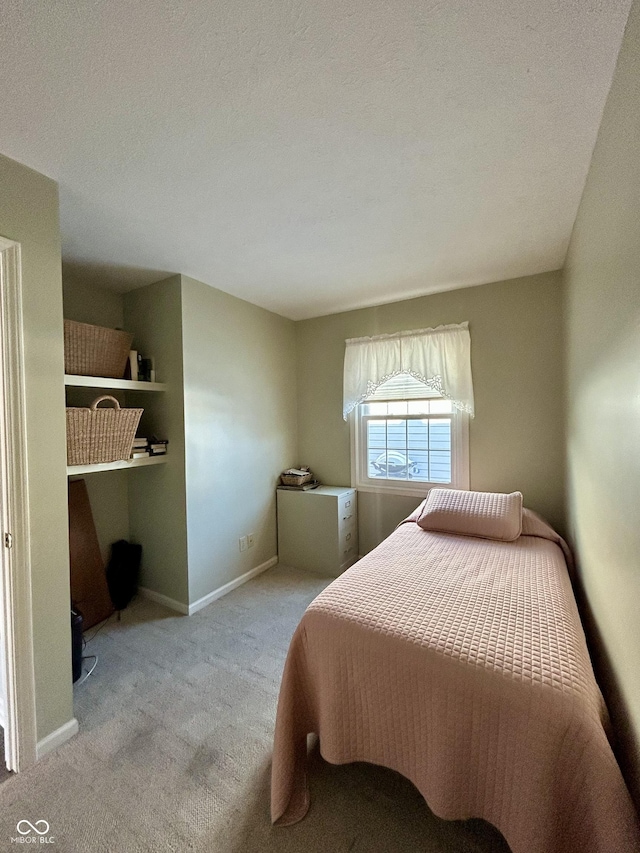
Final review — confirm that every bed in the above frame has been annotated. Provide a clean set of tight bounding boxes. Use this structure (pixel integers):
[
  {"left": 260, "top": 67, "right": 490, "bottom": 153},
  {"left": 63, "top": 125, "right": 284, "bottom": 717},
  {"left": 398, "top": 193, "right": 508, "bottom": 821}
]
[{"left": 271, "top": 493, "right": 640, "bottom": 853}]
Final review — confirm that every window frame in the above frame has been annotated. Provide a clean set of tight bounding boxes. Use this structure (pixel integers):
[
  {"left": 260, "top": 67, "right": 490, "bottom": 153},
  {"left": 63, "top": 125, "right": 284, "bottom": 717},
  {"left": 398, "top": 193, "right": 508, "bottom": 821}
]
[{"left": 350, "top": 395, "right": 469, "bottom": 498}]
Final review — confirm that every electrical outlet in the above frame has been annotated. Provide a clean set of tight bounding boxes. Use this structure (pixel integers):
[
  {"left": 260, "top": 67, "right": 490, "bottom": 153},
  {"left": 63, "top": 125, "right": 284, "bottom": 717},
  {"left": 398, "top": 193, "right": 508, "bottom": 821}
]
[
  {"left": 239, "top": 536, "right": 248, "bottom": 552},
  {"left": 247, "top": 533, "right": 255, "bottom": 548}
]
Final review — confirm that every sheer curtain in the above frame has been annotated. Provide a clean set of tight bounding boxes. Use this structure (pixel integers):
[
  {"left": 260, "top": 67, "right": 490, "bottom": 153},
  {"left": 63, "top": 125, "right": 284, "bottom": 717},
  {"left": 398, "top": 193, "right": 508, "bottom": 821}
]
[{"left": 343, "top": 322, "right": 474, "bottom": 420}]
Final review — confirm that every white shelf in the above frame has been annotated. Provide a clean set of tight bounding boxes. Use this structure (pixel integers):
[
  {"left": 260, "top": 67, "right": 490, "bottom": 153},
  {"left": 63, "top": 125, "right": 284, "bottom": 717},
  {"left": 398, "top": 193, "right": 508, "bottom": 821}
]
[
  {"left": 67, "top": 456, "right": 167, "bottom": 476},
  {"left": 64, "top": 374, "right": 166, "bottom": 392}
]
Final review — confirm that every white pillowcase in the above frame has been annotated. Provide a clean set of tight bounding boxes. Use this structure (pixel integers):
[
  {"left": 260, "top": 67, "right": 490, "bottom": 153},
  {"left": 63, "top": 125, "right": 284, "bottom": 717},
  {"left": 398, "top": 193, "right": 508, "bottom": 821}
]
[{"left": 416, "top": 488, "right": 523, "bottom": 541}]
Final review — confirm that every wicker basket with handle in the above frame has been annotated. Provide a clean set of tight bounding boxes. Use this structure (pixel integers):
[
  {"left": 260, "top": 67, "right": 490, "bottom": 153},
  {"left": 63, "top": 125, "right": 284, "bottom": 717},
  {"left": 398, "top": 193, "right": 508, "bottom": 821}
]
[
  {"left": 280, "top": 470, "right": 313, "bottom": 487},
  {"left": 66, "top": 396, "right": 144, "bottom": 466},
  {"left": 64, "top": 319, "right": 134, "bottom": 379}
]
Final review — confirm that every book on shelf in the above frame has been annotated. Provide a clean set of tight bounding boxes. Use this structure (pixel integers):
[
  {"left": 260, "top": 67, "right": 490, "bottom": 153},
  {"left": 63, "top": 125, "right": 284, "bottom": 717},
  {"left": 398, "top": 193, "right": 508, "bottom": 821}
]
[
  {"left": 126, "top": 351, "right": 156, "bottom": 383},
  {"left": 128, "top": 350, "right": 138, "bottom": 381},
  {"left": 132, "top": 437, "right": 167, "bottom": 457},
  {"left": 138, "top": 355, "right": 154, "bottom": 383}
]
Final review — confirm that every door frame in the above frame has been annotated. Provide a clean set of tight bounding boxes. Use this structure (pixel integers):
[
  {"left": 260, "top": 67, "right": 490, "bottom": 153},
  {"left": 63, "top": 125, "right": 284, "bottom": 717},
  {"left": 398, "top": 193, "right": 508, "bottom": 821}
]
[{"left": 0, "top": 235, "right": 37, "bottom": 771}]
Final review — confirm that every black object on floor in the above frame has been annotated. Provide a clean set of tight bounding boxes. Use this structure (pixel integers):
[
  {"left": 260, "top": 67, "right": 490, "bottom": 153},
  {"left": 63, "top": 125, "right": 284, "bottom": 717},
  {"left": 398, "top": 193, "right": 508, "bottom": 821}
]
[
  {"left": 106, "top": 540, "right": 142, "bottom": 611},
  {"left": 71, "top": 608, "right": 83, "bottom": 683}
]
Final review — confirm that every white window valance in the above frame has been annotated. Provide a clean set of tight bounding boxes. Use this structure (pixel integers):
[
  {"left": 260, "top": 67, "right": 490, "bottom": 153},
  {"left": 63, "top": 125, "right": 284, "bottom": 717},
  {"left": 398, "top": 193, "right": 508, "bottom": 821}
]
[{"left": 343, "top": 322, "right": 474, "bottom": 420}]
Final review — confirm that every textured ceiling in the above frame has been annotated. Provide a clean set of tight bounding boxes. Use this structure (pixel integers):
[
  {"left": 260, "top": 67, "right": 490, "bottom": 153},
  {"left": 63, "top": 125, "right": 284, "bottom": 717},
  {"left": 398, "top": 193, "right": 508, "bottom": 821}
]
[{"left": 0, "top": 0, "right": 632, "bottom": 319}]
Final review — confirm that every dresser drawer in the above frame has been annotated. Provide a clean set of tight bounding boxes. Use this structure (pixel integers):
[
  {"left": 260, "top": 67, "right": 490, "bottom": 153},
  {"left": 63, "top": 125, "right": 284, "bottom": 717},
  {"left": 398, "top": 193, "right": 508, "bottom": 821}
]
[
  {"left": 339, "top": 492, "right": 356, "bottom": 514},
  {"left": 340, "top": 541, "right": 357, "bottom": 567},
  {"left": 341, "top": 526, "right": 356, "bottom": 550},
  {"left": 339, "top": 508, "right": 356, "bottom": 534},
  {"left": 339, "top": 493, "right": 357, "bottom": 529}
]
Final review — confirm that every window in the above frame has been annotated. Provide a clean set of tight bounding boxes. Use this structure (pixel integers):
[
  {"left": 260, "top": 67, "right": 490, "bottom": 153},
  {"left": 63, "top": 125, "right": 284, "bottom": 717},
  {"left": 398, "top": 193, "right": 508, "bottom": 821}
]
[{"left": 351, "top": 374, "right": 469, "bottom": 497}]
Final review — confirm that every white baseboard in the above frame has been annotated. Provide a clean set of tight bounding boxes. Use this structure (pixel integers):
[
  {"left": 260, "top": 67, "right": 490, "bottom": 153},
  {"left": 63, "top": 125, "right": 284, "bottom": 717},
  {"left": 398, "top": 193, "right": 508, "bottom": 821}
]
[
  {"left": 137, "top": 586, "right": 189, "bottom": 615},
  {"left": 188, "top": 556, "right": 278, "bottom": 615},
  {"left": 138, "top": 556, "right": 278, "bottom": 617},
  {"left": 36, "top": 718, "right": 79, "bottom": 760}
]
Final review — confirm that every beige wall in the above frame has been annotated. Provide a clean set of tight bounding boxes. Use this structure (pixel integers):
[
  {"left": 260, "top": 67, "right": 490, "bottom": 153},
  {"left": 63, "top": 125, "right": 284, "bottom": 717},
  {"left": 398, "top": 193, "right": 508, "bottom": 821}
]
[
  {"left": 181, "top": 275, "right": 298, "bottom": 603},
  {"left": 0, "top": 154, "right": 74, "bottom": 741},
  {"left": 62, "top": 275, "right": 125, "bottom": 330},
  {"left": 563, "top": 0, "right": 640, "bottom": 802},
  {"left": 296, "top": 271, "right": 565, "bottom": 554},
  {"left": 124, "top": 276, "right": 189, "bottom": 605}
]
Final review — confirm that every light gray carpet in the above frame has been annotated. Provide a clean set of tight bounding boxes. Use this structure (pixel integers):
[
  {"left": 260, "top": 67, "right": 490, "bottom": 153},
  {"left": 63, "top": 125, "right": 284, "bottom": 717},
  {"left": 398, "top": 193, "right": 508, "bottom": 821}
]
[{"left": 0, "top": 565, "right": 510, "bottom": 852}]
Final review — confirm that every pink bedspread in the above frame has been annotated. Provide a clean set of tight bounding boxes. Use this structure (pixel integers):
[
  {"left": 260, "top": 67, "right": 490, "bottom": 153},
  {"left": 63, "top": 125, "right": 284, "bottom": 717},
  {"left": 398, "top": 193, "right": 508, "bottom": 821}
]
[{"left": 271, "top": 508, "right": 640, "bottom": 853}]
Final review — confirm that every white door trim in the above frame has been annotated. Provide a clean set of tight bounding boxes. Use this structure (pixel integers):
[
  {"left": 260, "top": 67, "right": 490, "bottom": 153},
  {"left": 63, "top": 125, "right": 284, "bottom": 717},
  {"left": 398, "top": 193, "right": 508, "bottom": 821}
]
[{"left": 0, "top": 235, "right": 38, "bottom": 771}]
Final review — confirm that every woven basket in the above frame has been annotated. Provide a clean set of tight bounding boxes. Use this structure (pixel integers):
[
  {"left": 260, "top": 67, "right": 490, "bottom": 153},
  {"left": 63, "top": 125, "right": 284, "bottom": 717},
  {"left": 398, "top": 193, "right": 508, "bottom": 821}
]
[
  {"left": 64, "top": 320, "right": 134, "bottom": 379},
  {"left": 280, "top": 471, "right": 313, "bottom": 487},
  {"left": 66, "top": 396, "right": 143, "bottom": 466}
]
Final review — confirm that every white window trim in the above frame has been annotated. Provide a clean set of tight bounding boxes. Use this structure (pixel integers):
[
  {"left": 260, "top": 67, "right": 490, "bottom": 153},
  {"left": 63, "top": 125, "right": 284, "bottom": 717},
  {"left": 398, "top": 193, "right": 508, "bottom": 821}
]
[{"left": 350, "top": 405, "right": 469, "bottom": 499}]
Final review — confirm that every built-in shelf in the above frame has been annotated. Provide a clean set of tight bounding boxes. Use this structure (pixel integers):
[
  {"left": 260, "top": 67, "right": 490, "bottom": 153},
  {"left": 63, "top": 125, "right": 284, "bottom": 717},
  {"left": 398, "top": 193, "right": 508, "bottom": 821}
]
[
  {"left": 64, "top": 374, "right": 166, "bottom": 392},
  {"left": 67, "top": 456, "right": 167, "bottom": 476}
]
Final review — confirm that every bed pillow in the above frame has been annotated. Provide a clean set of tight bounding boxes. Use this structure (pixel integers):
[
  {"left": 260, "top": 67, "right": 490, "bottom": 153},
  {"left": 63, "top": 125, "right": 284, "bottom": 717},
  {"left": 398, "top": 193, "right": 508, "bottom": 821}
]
[{"left": 416, "top": 488, "right": 523, "bottom": 541}]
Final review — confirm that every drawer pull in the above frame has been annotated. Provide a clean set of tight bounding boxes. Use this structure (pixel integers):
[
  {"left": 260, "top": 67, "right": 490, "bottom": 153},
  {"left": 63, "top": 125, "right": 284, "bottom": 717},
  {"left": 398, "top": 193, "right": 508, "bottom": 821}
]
[
  {"left": 344, "top": 500, "right": 352, "bottom": 508},
  {"left": 345, "top": 532, "right": 351, "bottom": 541},
  {"left": 343, "top": 546, "right": 353, "bottom": 555},
  {"left": 343, "top": 514, "right": 353, "bottom": 521}
]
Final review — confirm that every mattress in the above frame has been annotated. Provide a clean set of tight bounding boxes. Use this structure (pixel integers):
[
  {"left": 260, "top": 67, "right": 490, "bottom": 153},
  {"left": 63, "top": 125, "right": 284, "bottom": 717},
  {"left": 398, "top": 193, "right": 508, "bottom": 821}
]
[{"left": 271, "top": 507, "right": 640, "bottom": 853}]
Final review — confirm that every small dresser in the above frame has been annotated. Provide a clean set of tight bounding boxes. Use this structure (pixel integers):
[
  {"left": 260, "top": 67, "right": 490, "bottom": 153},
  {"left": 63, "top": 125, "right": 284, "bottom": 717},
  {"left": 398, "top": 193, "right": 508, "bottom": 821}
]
[{"left": 277, "top": 486, "right": 358, "bottom": 576}]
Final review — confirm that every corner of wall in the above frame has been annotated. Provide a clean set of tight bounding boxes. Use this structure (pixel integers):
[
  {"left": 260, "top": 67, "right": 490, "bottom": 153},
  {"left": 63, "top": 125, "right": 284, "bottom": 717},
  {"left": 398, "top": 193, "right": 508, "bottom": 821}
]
[{"left": 123, "top": 275, "right": 189, "bottom": 606}]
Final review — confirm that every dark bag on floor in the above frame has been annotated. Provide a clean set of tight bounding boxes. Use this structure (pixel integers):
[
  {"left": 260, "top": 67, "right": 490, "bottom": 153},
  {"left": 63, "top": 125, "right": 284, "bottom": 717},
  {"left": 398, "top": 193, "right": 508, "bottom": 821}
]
[
  {"left": 106, "top": 539, "right": 142, "bottom": 611},
  {"left": 71, "top": 608, "right": 84, "bottom": 683}
]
